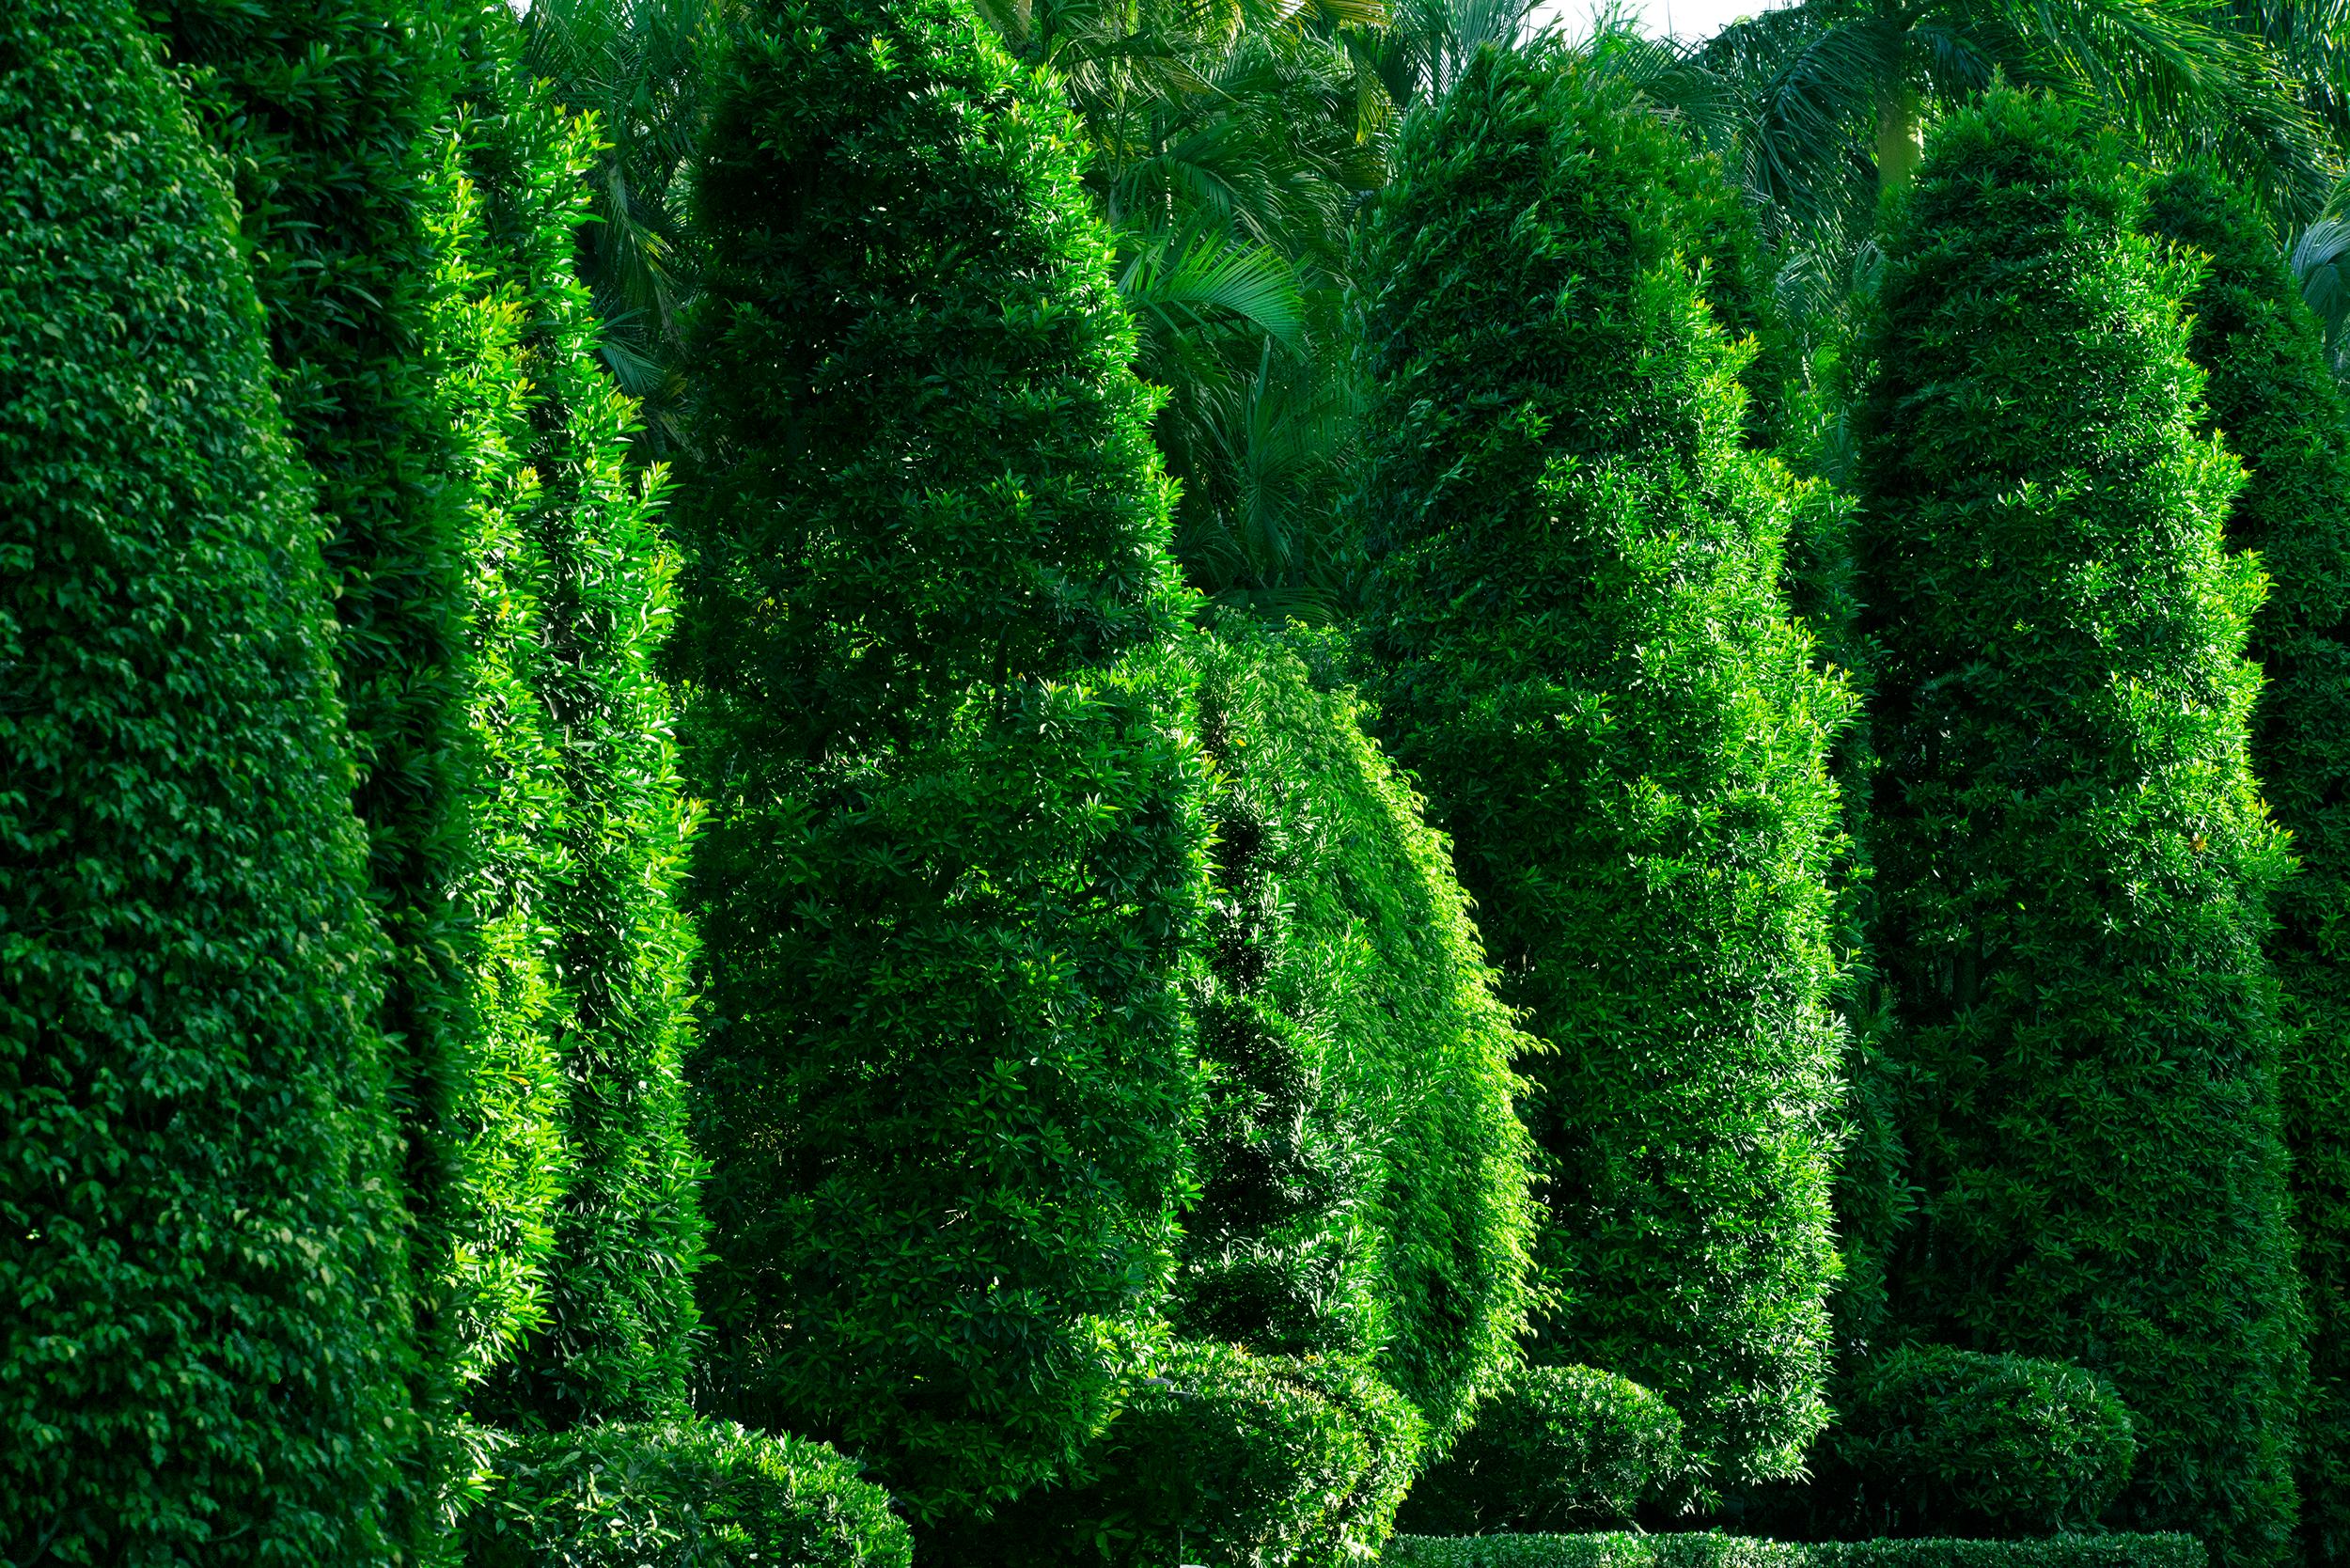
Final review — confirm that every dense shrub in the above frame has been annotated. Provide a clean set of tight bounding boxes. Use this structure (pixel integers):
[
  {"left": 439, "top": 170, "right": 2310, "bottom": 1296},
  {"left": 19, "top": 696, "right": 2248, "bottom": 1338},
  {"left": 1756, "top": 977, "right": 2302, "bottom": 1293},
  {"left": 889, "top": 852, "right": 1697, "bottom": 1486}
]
[
  {"left": 1852, "top": 92, "right": 2300, "bottom": 1568},
  {"left": 2143, "top": 163, "right": 2350, "bottom": 1568},
  {"left": 446, "top": 5, "right": 708, "bottom": 1431},
  {"left": 1818, "top": 1347, "right": 2137, "bottom": 1540},
  {"left": 1176, "top": 622, "right": 1537, "bottom": 1440},
  {"left": 1381, "top": 1536, "right": 2204, "bottom": 1568},
  {"left": 462, "top": 1420, "right": 909, "bottom": 1567},
  {"left": 1398, "top": 1366, "right": 1687, "bottom": 1535},
  {"left": 676, "top": 0, "right": 1212, "bottom": 1519},
  {"left": 0, "top": 6, "right": 408, "bottom": 1559},
  {"left": 937, "top": 1342, "right": 1424, "bottom": 1568},
  {"left": 1352, "top": 47, "right": 1850, "bottom": 1495}
]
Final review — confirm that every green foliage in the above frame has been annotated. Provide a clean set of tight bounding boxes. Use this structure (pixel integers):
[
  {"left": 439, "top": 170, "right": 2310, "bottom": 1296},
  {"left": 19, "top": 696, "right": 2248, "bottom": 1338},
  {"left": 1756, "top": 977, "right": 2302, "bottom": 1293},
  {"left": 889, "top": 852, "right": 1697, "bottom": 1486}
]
[
  {"left": 936, "top": 1342, "right": 1424, "bottom": 1568},
  {"left": 1381, "top": 1536, "right": 2205, "bottom": 1568},
  {"left": 0, "top": 6, "right": 408, "bottom": 1558},
  {"left": 2142, "top": 161, "right": 2350, "bottom": 1568},
  {"left": 462, "top": 1420, "right": 910, "bottom": 1567},
  {"left": 1352, "top": 47, "right": 1850, "bottom": 1496},
  {"left": 1851, "top": 91, "right": 2300, "bottom": 1568},
  {"left": 448, "top": 1, "right": 708, "bottom": 1434},
  {"left": 1179, "top": 622, "right": 1536, "bottom": 1439},
  {"left": 1819, "top": 1348, "right": 2137, "bottom": 1540},
  {"left": 1398, "top": 1366, "right": 1687, "bottom": 1535},
  {"left": 676, "top": 0, "right": 1213, "bottom": 1519}
]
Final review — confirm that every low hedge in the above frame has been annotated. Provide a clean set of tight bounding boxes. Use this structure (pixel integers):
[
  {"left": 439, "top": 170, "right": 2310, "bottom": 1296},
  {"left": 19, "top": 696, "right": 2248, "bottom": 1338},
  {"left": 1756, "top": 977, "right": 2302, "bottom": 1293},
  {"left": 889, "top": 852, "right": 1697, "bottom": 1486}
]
[
  {"left": 461, "top": 1419, "right": 910, "bottom": 1567},
  {"left": 1382, "top": 1532, "right": 2201, "bottom": 1568},
  {"left": 1399, "top": 1366, "right": 1687, "bottom": 1534}
]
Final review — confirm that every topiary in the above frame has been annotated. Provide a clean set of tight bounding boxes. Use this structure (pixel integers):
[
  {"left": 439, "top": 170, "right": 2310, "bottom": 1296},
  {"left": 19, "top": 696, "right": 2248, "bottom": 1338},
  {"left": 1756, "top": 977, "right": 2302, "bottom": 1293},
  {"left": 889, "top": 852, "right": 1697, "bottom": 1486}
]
[
  {"left": 2142, "top": 162, "right": 2350, "bottom": 1568},
  {"left": 1351, "top": 45, "right": 1851, "bottom": 1497},
  {"left": 932, "top": 1341, "right": 1425, "bottom": 1568},
  {"left": 1397, "top": 1365, "right": 1688, "bottom": 1535},
  {"left": 444, "top": 2, "right": 708, "bottom": 1434},
  {"left": 462, "top": 1420, "right": 910, "bottom": 1567},
  {"left": 1813, "top": 1347, "right": 2137, "bottom": 1541},
  {"left": 675, "top": 0, "right": 1213, "bottom": 1521},
  {"left": 1852, "top": 91, "right": 2301, "bottom": 1568},
  {"left": 1175, "top": 620, "right": 1538, "bottom": 1444},
  {"left": 0, "top": 4, "right": 409, "bottom": 1559}
]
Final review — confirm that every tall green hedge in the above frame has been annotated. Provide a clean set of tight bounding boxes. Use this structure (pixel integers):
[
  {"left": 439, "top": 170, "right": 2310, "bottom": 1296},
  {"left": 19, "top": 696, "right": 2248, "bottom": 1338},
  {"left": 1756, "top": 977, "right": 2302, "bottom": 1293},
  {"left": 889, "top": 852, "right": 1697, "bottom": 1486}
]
[
  {"left": 2143, "top": 162, "right": 2350, "bottom": 1568},
  {"left": 449, "top": 3, "right": 708, "bottom": 1431},
  {"left": 0, "top": 6, "right": 409, "bottom": 1559},
  {"left": 1178, "top": 623, "right": 1537, "bottom": 1442},
  {"left": 677, "top": 0, "right": 1212, "bottom": 1520},
  {"left": 1852, "top": 93, "right": 2300, "bottom": 1568},
  {"left": 1352, "top": 47, "right": 1850, "bottom": 1496}
]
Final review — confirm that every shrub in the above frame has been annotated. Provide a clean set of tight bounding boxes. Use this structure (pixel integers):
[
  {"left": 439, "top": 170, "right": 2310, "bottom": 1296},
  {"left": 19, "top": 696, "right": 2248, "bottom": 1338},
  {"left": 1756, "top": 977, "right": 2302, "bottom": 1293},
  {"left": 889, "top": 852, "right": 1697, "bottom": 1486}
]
[
  {"left": 462, "top": 1420, "right": 909, "bottom": 1567},
  {"left": 936, "top": 1341, "right": 1425, "bottom": 1568},
  {"left": 1177, "top": 621, "right": 1537, "bottom": 1441},
  {"left": 1379, "top": 1536, "right": 2203, "bottom": 1568},
  {"left": 1398, "top": 1366, "right": 1687, "bottom": 1535},
  {"left": 0, "top": 6, "right": 408, "bottom": 1559},
  {"left": 1351, "top": 47, "right": 1850, "bottom": 1495},
  {"left": 443, "top": 5, "right": 708, "bottom": 1432},
  {"left": 1851, "top": 92, "right": 2300, "bottom": 1568},
  {"left": 2142, "top": 163, "right": 2350, "bottom": 1568},
  {"left": 676, "top": 0, "right": 1212, "bottom": 1519},
  {"left": 1819, "top": 1347, "right": 2137, "bottom": 1539}
]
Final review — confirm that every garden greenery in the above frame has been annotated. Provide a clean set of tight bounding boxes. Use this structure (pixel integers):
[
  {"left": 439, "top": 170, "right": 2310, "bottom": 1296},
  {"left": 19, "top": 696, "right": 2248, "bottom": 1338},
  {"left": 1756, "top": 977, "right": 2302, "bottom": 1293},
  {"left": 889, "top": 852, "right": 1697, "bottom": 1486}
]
[
  {"left": 1354, "top": 44, "right": 1851, "bottom": 1497},
  {"left": 675, "top": 0, "right": 1213, "bottom": 1520},
  {"left": 1854, "top": 91, "right": 2302, "bottom": 1568},
  {"left": 0, "top": 5, "right": 408, "bottom": 1556},
  {"left": 1399, "top": 1365, "right": 1689, "bottom": 1535}
]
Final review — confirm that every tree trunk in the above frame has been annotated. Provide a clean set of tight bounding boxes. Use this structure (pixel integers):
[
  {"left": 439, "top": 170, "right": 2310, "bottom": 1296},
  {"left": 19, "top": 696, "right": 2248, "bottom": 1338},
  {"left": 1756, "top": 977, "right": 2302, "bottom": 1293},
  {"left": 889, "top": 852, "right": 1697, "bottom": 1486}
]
[{"left": 1876, "top": 80, "right": 1923, "bottom": 196}]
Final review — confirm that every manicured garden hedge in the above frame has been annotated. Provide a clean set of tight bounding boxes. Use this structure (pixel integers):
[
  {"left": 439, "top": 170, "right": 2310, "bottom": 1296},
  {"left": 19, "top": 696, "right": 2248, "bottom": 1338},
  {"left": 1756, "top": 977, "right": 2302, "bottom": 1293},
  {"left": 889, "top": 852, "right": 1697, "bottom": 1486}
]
[
  {"left": 1399, "top": 1365, "right": 1686, "bottom": 1534},
  {"left": 1853, "top": 91, "right": 2300, "bottom": 1568},
  {"left": 677, "top": 0, "right": 1212, "bottom": 1519},
  {"left": 0, "top": 4, "right": 408, "bottom": 1557},
  {"left": 2143, "top": 162, "right": 2350, "bottom": 1568},
  {"left": 1353, "top": 45, "right": 1848, "bottom": 1497},
  {"left": 1382, "top": 1536, "right": 2203, "bottom": 1568}
]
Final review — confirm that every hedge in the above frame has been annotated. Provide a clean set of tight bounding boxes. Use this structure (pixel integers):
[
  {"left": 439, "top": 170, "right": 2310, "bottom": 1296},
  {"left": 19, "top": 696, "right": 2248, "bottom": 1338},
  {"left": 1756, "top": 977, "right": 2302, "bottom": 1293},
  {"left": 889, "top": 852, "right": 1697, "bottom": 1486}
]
[
  {"left": 0, "top": 5, "right": 408, "bottom": 1558},
  {"left": 1176, "top": 621, "right": 1537, "bottom": 1443},
  {"left": 1852, "top": 92, "right": 2299, "bottom": 1568},
  {"left": 1398, "top": 1365, "right": 1686, "bottom": 1535},
  {"left": 1352, "top": 46, "right": 1849, "bottom": 1496},
  {"left": 1381, "top": 1535, "right": 2203, "bottom": 1568},
  {"left": 462, "top": 1420, "right": 909, "bottom": 1567},
  {"left": 447, "top": 2, "right": 708, "bottom": 1432},
  {"left": 677, "top": 0, "right": 1212, "bottom": 1520},
  {"left": 2143, "top": 162, "right": 2350, "bottom": 1568}
]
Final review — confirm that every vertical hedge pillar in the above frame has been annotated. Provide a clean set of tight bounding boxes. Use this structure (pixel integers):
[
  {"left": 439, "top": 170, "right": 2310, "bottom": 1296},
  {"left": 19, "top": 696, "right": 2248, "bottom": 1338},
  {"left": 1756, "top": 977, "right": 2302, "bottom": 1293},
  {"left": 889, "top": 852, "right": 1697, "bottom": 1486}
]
[
  {"left": 1352, "top": 48, "right": 1850, "bottom": 1497},
  {"left": 0, "top": 6, "right": 408, "bottom": 1558},
  {"left": 2145, "top": 162, "right": 2350, "bottom": 1568},
  {"left": 676, "top": 0, "right": 1212, "bottom": 1520},
  {"left": 1854, "top": 94, "right": 2300, "bottom": 1568}
]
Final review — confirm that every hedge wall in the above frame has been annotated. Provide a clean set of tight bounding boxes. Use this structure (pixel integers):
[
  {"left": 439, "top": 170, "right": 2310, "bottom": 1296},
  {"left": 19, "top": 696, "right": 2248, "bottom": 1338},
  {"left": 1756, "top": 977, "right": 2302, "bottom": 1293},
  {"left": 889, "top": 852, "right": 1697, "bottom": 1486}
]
[
  {"left": 1382, "top": 1535, "right": 2203, "bottom": 1568},
  {"left": 677, "top": 0, "right": 1212, "bottom": 1519},
  {"left": 1853, "top": 92, "right": 2300, "bottom": 1568},
  {"left": 2143, "top": 162, "right": 2350, "bottom": 1568},
  {"left": 0, "top": 5, "right": 408, "bottom": 1558},
  {"left": 1352, "top": 46, "right": 1849, "bottom": 1496}
]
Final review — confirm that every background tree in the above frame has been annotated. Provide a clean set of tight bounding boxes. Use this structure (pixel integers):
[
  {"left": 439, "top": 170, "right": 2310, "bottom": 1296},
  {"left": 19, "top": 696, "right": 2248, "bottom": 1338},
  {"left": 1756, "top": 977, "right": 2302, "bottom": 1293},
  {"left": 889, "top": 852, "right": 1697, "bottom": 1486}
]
[
  {"left": 1854, "top": 90, "right": 2301, "bottom": 1568},
  {"left": 676, "top": 0, "right": 1214, "bottom": 1520},
  {"left": 2144, "top": 160, "right": 2350, "bottom": 1568},
  {"left": 1354, "top": 46, "right": 1852, "bottom": 1499},
  {"left": 0, "top": 4, "right": 408, "bottom": 1556}
]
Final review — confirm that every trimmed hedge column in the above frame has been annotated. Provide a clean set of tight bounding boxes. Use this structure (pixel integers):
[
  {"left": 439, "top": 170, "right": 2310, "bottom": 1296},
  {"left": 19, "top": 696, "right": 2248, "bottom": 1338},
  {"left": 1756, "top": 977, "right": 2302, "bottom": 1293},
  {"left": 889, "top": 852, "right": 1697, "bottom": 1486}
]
[
  {"left": 1854, "top": 94, "right": 2300, "bottom": 1568},
  {"left": 676, "top": 0, "right": 1212, "bottom": 1520},
  {"left": 2144, "top": 163, "right": 2350, "bottom": 1568},
  {"left": 0, "top": 6, "right": 408, "bottom": 1558},
  {"left": 1352, "top": 47, "right": 1850, "bottom": 1497}
]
